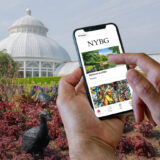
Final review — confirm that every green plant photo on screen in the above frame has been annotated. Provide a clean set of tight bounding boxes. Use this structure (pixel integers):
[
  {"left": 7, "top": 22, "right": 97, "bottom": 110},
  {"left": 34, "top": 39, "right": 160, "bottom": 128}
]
[{"left": 82, "top": 46, "right": 120, "bottom": 73}]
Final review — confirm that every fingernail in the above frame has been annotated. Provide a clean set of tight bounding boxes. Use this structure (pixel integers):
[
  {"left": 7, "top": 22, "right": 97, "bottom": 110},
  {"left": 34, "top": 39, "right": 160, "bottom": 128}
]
[{"left": 127, "top": 70, "right": 140, "bottom": 85}]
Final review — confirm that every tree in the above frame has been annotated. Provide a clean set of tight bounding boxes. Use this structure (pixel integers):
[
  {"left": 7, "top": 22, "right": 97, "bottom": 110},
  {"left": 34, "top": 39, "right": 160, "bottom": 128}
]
[
  {"left": 109, "top": 46, "right": 120, "bottom": 54},
  {"left": 0, "top": 50, "right": 18, "bottom": 102},
  {"left": 82, "top": 50, "right": 99, "bottom": 65},
  {"left": 101, "top": 55, "right": 108, "bottom": 61},
  {"left": 0, "top": 50, "right": 18, "bottom": 78}
]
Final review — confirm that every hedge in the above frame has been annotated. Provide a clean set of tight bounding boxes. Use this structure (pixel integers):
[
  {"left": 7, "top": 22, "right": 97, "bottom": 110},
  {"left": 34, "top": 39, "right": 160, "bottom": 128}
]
[{"left": 13, "top": 76, "right": 61, "bottom": 86}]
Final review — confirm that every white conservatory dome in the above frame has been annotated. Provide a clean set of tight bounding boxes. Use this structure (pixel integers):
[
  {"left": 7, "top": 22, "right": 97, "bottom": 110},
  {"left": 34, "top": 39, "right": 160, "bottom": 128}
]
[
  {"left": 0, "top": 8, "right": 71, "bottom": 78},
  {"left": 55, "top": 61, "right": 79, "bottom": 76}
]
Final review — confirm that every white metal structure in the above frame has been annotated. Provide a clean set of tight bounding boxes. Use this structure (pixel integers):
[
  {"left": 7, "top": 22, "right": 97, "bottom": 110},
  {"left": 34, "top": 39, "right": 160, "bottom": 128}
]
[
  {"left": 0, "top": 9, "right": 71, "bottom": 77},
  {"left": 55, "top": 61, "right": 79, "bottom": 76},
  {"left": 149, "top": 53, "right": 160, "bottom": 63}
]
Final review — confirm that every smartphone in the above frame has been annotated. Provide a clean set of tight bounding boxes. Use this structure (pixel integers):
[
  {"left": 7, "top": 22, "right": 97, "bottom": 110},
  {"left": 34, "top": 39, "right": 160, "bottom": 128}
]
[{"left": 73, "top": 23, "right": 132, "bottom": 119}]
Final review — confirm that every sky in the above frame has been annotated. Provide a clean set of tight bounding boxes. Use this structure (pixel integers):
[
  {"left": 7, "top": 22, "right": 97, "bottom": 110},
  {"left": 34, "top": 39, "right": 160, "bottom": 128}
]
[
  {"left": 99, "top": 48, "right": 113, "bottom": 55},
  {"left": 0, "top": 0, "right": 160, "bottom": 60}
]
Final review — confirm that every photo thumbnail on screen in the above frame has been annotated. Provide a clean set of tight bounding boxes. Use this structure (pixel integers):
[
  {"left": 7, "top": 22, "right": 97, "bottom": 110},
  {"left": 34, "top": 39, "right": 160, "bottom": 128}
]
[
  {"left": 82, "top": 46, "right": 120, "bottom": 74},
  {"left": 90, "top": 80, "right": 132, "bottom": 108}
]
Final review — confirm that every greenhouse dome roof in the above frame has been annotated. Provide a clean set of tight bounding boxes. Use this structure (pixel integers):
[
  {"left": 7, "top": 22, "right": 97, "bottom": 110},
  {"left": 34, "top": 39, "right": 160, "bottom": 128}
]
[
  {"left": 55, "top": 61, "right": 79, "bottom": 76},
  {"left": 0, "top": 8, "right": 71, "bottom": 61}
]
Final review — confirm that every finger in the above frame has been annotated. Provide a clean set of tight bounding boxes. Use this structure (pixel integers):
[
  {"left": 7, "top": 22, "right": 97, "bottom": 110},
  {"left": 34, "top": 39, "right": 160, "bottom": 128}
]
[
  {"left": 132, "top": 93, "right": 145, "bottom": 123},
  {"left": 109, "top": 53, "right": 160, "bottom": 94},
  {"left": 133, "top": 93, "right": 157, "bottom": 126},
  {"left": 109, "top": 53, "right": 160, "bottom": 75},
  {"left": 75, "top": 77, "right": 87, "bottom": 95},
  {"left": 144, "top": 107, "right": 157, "bottom": 126},
  {"left": 126, "top": 69, "right": 160, "bottom": 120}
]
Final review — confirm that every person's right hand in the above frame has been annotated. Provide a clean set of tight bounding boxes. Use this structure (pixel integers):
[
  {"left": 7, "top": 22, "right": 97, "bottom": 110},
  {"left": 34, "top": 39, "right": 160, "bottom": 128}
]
[{"left": 109, "top": 53, "right": 160, "bottom": 126}]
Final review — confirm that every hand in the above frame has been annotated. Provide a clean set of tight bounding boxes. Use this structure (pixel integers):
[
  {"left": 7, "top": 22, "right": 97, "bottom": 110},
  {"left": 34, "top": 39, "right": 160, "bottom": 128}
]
[
  {"left": 57, "top": 68, "right": 125, "bottom": 160},
  {"left": 109, "top": 53, "right": 160, "bottom": 126}
]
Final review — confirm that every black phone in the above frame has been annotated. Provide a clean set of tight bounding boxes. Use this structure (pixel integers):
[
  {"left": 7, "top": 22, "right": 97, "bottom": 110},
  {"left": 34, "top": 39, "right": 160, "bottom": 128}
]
[{"left": 73, "top": 23, "right": 132, "bottom": 119}]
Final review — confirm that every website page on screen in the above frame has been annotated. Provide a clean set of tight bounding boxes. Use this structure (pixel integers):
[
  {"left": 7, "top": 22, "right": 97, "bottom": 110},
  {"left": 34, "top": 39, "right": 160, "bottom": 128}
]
[{"left": 75, "top": 24, "right": 132, "bottom": 118}]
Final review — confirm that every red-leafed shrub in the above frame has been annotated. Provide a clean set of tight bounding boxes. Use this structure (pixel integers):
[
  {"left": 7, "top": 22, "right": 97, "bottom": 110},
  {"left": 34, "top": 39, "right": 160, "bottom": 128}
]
[
  {"left": 25, "top": 119, "right": 40, "bottom": 129},
  {"left": 2, "top": 111, "right": 25, "bottom": 125},
  {"left": 44, "top": 147, "right": 65, "bottom": 159},
  {"left": 6, "top": 125, "right": 20, "bottom": 138},
  {"left": 116, "top": 135, "right": 133, "bottom": 153},
  {"left": 48, "top": 124, "right": 61, "bottom": 140},
  {"left": 55, "top": 131, "right": 68, "bottom": 150},
  {"left": 0, "top": 112, "right": 25, "bottom": 139},
  {"left": 0, "top": 77, "right": 70, "bottom": 159},
  {"left": 51, "top": 108, "right": 63, "bottom": 128},
  {"left": 20, "top": 104, "right": 35, "bottom": 115},
  {"left": 47, "top": 153, "right": 69, "bottom": 160},
  {"left": 133, "top": 135, "right": 155, "bottom": 157},
  {"left": 0, "top": 136, "right": 17, "bottom": 159},
  {"left": 12, "top": 153, "right": 33, "bottom": 160},
  {"left": 0, "top": 101, "right": 12, "bottom": 111},
  {"left": 0, "top": 99, "right": 69, "bottom": 159},
  {"left": 61, "top": 155, "right": 70, "bottom": 160},
  {"left": 133, "top": 158, "right": 145, "bottom": 160},
  {"left": 134, "top": 120, "right": 153, "bottom": 137}
]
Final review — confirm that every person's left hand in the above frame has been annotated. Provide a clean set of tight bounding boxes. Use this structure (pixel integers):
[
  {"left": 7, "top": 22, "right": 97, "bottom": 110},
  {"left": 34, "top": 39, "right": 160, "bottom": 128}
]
[{"left": 57, "top": 67, "right": 125, "bottom": 160}]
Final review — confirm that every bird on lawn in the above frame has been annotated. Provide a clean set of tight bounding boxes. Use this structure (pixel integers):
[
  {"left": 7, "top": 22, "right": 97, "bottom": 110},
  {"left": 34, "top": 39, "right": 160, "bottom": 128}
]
[{"left": 21, "top": 111, "right": 51, "bottom": 159}]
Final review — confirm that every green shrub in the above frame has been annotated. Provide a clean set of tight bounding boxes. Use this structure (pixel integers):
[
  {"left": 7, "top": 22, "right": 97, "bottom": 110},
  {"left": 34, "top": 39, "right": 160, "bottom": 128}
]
[
  {"left": 14, "top": 76, "right": 61, "bottom": 86},
  {"left": 0, "top": 50, "right": 18, "bottom": 78}
]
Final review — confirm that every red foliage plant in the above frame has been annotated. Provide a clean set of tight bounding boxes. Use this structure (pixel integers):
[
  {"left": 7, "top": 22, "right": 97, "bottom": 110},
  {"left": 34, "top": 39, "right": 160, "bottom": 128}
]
[
  {"left": 0, "top": 111, "right": 26, "bottom": 139},
  {"left": 44, "top": 147, "right": 69, "bottom": 160},
  {"left": 0, "top": 136, "right": 16, "bottom": 158},
  {"left": 54, "top": 131, "right": 68, "bottom": 150},
  {"left": 25, "top": 119, "right": 40, "bottom": 129},
  {"left": 12, "top": 153, "right": 34, "bottom": 160},
  {"left": 51, "top": 108, "right": 63, "bottom": 128},
  {"left": 133, "top": 135, "right": 155, "bottom": 158},
  {"left": 0, "top": 101, "right": 69, "bottom": 159},
  {"left": 134, "top": 120, "right": 153, "bottom": 137},
  {"left": 2, "top": 111, "right": 25, "bottom": 125},
  {"left": 0, "top": 101, "right": 12, "bottom": 110},
  {"left": 48, "top": 124, "right": 61, "bottom": 140},
  {"left": 116, "top": 135, "right": 133, "bottom": 154}
]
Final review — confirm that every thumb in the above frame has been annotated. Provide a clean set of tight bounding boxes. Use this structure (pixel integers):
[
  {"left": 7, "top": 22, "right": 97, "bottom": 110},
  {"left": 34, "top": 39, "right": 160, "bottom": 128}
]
[{"left": 57, "top": 67, "right": 82, "bottom": 105}]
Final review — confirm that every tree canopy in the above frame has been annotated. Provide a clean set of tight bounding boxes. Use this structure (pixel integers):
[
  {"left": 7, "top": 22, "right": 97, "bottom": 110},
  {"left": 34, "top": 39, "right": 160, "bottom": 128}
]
[{"left": 0, "top": 50, "right": 18, "bottom": 78}]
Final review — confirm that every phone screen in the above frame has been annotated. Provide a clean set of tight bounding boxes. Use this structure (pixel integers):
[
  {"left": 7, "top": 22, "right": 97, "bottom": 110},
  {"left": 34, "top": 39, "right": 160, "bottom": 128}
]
[{"left": 74, "top": 24, "right": 132, "bottom": 118}]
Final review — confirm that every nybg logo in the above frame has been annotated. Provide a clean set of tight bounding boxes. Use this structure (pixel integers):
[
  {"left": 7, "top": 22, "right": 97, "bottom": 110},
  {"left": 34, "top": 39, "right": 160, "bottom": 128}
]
[{"left": 87, "top": 38, "right": 109, "bottom": 47}]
